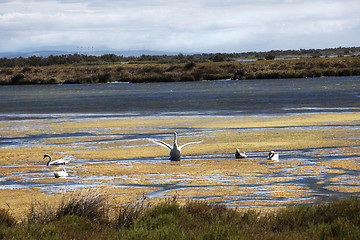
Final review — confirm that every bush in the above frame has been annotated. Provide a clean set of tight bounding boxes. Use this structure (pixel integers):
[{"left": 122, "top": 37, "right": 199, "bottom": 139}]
[
  {"left": 270, "top": 197, "right": 360, "bottom": 232},
  {"left": 98, "top": 73, "right": 112, "bottom": 83},
  {"left": 211, "top": 53, "right": 227, "bottom": 62},
  {"left": 11, "top": 73, "right": 25, "bottom": 84},
  {"left": 184, "top": 200, "right": 229, "bottom": 223},
  {"left": 183, "top": 62, "right": 196, "bottom": 70},
  {"left": 265, "top": 53, "right": 276, "bottom": 60}
]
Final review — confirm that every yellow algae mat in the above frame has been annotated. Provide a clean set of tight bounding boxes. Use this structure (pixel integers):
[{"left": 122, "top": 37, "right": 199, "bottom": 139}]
[{"left": 1, "top": 112, "right": 360, "bottom": 218}]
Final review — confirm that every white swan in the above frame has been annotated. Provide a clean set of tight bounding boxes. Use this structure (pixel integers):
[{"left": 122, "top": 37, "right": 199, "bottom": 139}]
[
  {"left": 53, "top": 169, "right": 68, "bottom": 178},
  {"left": 43, "top": 154, "right": 69, "bottom": 166},
  {"left": 267, "top": 151, "right": 279, "bottom": 161},
  {"left": 148, "top": 132, "right": 203, "bottom": 161},
  {"left": 235, "top": 149, "right": 247, "bottom": 159}
]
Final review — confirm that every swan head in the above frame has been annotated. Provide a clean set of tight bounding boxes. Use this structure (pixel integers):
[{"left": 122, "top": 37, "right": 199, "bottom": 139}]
[{"left": 43, "top": 154, "right": 51, "bottom": 159}]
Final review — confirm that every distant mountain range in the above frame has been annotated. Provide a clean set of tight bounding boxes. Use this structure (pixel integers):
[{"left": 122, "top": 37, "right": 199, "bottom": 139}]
[{"left": 0, "top": 49, "right": 182, "bottom": 58}]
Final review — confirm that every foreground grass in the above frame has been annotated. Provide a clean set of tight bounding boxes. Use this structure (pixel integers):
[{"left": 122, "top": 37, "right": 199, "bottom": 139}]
[{"left": 1, "top": 191, "right": 360, "bottom": 239}]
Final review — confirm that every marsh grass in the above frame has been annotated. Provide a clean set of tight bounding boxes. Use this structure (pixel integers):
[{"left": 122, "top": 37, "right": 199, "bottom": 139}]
[
  {"left": 115, "top": 193, "right": 151, "bottom": 229},
  {"left": 26, "top": 190, "right": 110, "bottom": 224},
  {"left": 0, "top": 208, "right": 17, "bottom": 227},
  {"left": 2, "top": 194, "right": 360, "bottom": 239}
]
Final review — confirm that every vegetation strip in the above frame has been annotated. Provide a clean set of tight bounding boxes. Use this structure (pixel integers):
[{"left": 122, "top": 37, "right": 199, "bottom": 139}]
[
  {"left": 1, "top": 47, "right": 360, "bottom": 84},
  {"left": 1, "top": 191, "right": 360, "bottom": 239}
]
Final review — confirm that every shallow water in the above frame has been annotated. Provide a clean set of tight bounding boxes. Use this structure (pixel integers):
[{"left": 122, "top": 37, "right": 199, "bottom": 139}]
[
  {"left": 1, "top": 146, "right": 359, "bottom": 208},
  {"left": 1, "top": 76, "right": 360, "bottom": 209}
]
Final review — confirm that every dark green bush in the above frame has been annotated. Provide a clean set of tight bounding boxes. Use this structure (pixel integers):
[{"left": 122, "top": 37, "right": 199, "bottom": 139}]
[
  {"left": 265, "top": 53, "right": 276, "bottom": 60},
  {"left": 11, "top": 72, "right": 25, "bottom": 84},
  {"left": 98, "top": 73, "right": 112, "bottom": 83}
]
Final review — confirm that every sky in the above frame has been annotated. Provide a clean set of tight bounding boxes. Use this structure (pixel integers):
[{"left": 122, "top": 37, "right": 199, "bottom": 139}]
[{"left": 0, "top": 0, "right": 359, "bottom": 53}]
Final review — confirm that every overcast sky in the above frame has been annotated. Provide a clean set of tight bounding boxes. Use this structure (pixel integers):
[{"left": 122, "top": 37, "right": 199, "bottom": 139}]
[{"left": 0, "top": 0, "right": 359, "bottom": 53}]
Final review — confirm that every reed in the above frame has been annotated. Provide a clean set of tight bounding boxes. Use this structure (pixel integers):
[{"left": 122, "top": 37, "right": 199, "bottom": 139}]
[
  {"left": 25, "top": 190, "right": 110, "bottom": 224},
  {"left": 115, "top": 193, "right": 151, "bottom": 229},
  {"left": 0, "top": 208, "right": 17, "bottom": 227},
  {"left": 2, "top": 194, "right": 360, "bottom": 239}
]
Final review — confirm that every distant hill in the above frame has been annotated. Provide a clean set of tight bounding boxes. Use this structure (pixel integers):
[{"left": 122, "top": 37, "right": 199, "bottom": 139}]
[
  {"left": 0, "top": 49, "right": 181, "bottom": 58},
  {"left": 1, "top": 46, "right": 358, "bottom": 59}
]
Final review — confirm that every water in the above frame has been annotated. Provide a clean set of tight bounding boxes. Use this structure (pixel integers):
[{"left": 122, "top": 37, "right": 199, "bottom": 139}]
[
  {"left": 1, "top": 76, "right": 360, "bottom": 208},
  {"left": 1, "top": 76, "right": 359, "bottom": 119}
]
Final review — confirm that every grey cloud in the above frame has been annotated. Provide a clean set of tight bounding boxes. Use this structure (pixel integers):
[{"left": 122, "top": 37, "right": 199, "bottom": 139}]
[{"left": 0, "top": 0, "right": 359, "bottom": 52}]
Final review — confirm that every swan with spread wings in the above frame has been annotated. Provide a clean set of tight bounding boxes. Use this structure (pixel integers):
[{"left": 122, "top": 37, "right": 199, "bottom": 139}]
[{"left": 148, "top": 132, "right": 203, "bottom": 161}]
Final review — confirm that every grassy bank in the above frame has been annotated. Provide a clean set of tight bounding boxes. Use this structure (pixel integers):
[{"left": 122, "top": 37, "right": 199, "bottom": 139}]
[
  {"left": 1, "top": 56, "right": 360, "bottom": 84},
  {"left": 1, "top": 191, "right": 360, "bottom": 239}
]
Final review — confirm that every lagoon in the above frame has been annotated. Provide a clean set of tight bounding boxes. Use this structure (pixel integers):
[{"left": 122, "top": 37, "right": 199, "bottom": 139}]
[
  {"left": 1, "top": 76, "right": 359, "bottom": 119},
  {"left": 0, "top": 76, "right": 360, "bottom": 216}
]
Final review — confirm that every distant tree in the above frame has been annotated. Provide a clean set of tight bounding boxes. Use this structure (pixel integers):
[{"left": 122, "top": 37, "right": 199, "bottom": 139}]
[
  {"left": 212, "top": 53, "right": 226, "bottom": 62},
  {"left": 176, "top": 53, "right": 186, "bottom": 62},
  {"left": 265, "top": 53, "right": 275, "bottom": 60}
]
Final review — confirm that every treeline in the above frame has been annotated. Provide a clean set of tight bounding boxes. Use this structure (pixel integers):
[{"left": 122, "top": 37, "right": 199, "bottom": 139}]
[{"left": 0, "top": 46, "right": 359, "bottom": 68}]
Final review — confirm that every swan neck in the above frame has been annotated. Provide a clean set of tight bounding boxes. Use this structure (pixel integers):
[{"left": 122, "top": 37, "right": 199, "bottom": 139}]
[
  {"left": 45, "top": 155, "right": 52, "bottom": 165},
  {"left": 173, "top": 133, "right": 178, "bottom": 147}
]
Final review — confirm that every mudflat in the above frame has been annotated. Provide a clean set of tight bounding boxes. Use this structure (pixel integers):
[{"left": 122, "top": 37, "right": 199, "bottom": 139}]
[{"left": 1, "top": 112, "right": 359, "bottom": 218}]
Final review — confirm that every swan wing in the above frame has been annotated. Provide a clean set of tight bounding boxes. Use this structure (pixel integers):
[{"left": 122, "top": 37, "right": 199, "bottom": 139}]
[
  {"left": 50, "top": 159, "right": 69, "bottom": 165},
  {"left": 148, "top": 138, "right": 173, "bottom": 150},
  {"left": 179, "top": 140, "right": 203, "bottom": 149}
]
